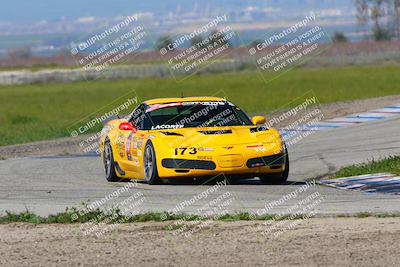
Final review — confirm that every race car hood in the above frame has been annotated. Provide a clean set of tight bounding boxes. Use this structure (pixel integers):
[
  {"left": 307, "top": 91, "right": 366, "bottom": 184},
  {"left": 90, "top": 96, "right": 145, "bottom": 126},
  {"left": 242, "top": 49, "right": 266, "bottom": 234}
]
[{"left": 150, "top": 125, "right": 281, "bottom": 147}]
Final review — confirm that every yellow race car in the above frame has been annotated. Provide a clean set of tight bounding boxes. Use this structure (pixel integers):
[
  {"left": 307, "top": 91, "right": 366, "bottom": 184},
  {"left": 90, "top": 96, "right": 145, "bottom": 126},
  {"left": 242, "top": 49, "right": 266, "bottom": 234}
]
[{"left": 99, "top": 97, "right": 289, "bottom": 184}]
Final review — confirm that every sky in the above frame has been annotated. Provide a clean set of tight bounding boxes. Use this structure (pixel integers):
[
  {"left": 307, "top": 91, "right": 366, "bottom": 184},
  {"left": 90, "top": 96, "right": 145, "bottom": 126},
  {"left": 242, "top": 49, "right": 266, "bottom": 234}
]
[
  {"left": 0, "top": 0, "right": 145, "bottom": 22},
  {"left": 0, "top": 0, "right": 352, "bottom": 23}
]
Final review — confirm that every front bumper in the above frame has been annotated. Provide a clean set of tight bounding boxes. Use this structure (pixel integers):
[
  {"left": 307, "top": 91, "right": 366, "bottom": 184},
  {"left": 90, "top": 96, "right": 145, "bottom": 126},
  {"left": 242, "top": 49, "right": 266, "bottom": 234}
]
[{"left": 156, "top": 144, "right": 286, "bottom": 178}]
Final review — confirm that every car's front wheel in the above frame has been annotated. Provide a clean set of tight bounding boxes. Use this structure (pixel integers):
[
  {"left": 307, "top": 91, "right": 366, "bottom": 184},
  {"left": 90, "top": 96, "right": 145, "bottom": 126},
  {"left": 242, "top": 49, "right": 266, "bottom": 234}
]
[
  {"left": 143, "top": 141, "right": 161, "bottom": 185},
  {"left": 259, "top": 151, "right": 289, "bottom": 185},
  {"left": 103, "top": 140, "right": 119, "bottom": 182}
]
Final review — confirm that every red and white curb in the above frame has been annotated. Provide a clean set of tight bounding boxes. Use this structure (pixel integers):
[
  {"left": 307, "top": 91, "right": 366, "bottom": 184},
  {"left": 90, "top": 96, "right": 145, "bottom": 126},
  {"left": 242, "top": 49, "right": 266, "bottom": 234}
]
[{"left": 319, "top": 173, "right": 400, "bottom": 195}]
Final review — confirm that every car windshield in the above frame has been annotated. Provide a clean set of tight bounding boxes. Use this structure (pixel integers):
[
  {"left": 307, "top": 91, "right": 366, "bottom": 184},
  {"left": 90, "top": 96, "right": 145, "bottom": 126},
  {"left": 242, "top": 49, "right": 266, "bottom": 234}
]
[{"left": 142, "top": 102, "right": 253, "bottom": 130}]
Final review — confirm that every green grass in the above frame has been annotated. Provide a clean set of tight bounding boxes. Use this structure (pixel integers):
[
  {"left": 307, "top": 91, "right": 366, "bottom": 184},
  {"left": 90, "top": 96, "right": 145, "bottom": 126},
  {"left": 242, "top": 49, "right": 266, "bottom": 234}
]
[
  {"left": 334, "top": 155, "right": 400, "bottom": 178},
  {"left": 1, "top": 208, "right": 400, "bottom": 225},
  {"left": 0, "top": 207, "right": 301, "bottom": 225},
  {"left": 1, "top": 65, "right": 400, "bottom": 146}
]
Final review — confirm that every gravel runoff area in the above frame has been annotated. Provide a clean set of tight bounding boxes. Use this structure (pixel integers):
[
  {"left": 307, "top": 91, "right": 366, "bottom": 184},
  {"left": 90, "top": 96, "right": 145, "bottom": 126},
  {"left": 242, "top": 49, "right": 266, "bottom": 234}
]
[
  {"left": 1, "top": 94, "right": 400, "bottom": 160},
  {"left": 1, "top": 217, "right": 399, "bottom": 266}
]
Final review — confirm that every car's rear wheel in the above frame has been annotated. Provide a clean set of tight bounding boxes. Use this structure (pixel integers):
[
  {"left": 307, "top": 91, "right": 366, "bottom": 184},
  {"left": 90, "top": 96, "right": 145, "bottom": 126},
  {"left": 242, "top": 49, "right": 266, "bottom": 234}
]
[
  {"left": 104, "top": 140, "right": 119, "bottom": 182},
  {"left": 143, "top": 141, "right": 161, "bottom": 185},
  {"left": 259, "top": 150, "right": 289, "bottom": 185}
]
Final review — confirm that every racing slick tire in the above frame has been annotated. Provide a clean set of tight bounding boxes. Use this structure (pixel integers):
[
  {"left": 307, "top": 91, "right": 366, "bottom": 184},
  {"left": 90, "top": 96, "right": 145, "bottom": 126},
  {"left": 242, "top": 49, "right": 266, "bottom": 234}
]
[
  {"left": 144, "top": 141, "right": 161, "bottom": 185},
  {"left": 259, "top": 150, "right": 289, "bottom": 185},
  {"left": 103, "top": 140, "right": 120, "bottom": 182}
]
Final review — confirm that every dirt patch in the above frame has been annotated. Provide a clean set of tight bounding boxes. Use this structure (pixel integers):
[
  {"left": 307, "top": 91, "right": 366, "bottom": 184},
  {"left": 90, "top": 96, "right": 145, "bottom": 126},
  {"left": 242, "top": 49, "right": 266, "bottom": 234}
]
[
  {"left": 1, "top": 94, "right": 400, "bottom": 159},
  {"left": 0, "top": 134, "right": 90, "bottom": 159},
  {"left": 317, "top": 94, "right": 400, "bottom": 120},
  {"left": 1, "top": 218, "right": 399, "bottom": 266}
]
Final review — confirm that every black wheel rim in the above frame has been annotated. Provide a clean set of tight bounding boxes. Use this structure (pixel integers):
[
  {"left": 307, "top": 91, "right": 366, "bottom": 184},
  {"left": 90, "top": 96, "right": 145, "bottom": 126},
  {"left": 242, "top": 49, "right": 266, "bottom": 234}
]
[
  {"left": 104, "top": 144, "right": 112, "bottom": 177},
  {"left": 144, "top": 146, "right": 153, "bottom": 181}
]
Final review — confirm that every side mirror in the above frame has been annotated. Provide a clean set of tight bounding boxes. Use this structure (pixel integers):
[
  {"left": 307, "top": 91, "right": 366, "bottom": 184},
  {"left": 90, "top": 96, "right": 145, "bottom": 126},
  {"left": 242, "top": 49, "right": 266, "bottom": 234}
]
[
  {"left": 252, "top": 116, "right": 266, "bottom": 125},
  {"left": 119, "top": 122, "right": 136, "bottom": 132}
]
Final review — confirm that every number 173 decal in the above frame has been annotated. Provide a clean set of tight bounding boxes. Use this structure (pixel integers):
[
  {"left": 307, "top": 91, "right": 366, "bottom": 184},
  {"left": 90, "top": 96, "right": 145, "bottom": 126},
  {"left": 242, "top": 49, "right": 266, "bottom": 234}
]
[{"left": 174, "top": 147, "right": 197, "bottom": 155}]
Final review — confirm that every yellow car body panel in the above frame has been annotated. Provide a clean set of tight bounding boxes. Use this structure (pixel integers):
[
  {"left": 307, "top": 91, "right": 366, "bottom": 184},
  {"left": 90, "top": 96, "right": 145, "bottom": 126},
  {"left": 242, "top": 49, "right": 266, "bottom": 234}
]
[{"left": 99, "top": 97, "right": 287, "bottom": 181}]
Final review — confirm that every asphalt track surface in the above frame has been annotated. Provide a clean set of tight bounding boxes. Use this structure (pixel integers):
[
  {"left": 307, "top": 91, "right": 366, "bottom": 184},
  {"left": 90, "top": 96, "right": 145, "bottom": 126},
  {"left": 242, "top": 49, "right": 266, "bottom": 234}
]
[{"left": 0, "top": 116, "right": 399, "bottom": 216}]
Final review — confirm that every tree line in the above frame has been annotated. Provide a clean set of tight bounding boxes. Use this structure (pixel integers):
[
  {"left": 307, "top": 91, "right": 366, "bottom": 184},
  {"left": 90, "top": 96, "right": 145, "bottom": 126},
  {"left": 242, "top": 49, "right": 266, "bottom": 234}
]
[{"left": 356, "top": 0, "right": 400, "bottom": 40}]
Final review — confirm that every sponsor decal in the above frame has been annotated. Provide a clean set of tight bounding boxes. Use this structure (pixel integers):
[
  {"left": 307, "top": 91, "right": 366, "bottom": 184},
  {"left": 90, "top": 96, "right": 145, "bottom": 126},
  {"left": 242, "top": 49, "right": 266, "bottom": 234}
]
[
  {"left": 147, "top": 101, "right": 227, "bottom": 112},
  {"left": 137, "top": 140, "right": 143, "bottom": 148},
  {"left": 116, "top": 134, "right": 124, "bottom": 148},
  {"left": 131, "top": 136, "right": 138, "bottom": 157},
  {"left": 198, "top": 147, "right": 214, "bottom": 152},
  {"left": 246, "top": 144, "right": 263, "bottom": 148},
  {"left": 182, "top": 101, "right": 226, "bottom": 106},
  {"left": 246, "top": 144, "right": 267, "bottom": 152},
  {"left": 151, "top": 125, "right": 184, "bottom": 130},
  {"left": 126, "top": 132, "right": 133, "bottom": 161},
  {"left": 197, "top": 155, "right": 212, "bottom": 160},
  {"left": 116, "top": 134, "right": 125, "bottom": 157},
  {"left": 131, "top": 157, "right": 140, "bottom": 166},
  {"left": 146, "top": 102, "right": 183, "bottom": 112}
]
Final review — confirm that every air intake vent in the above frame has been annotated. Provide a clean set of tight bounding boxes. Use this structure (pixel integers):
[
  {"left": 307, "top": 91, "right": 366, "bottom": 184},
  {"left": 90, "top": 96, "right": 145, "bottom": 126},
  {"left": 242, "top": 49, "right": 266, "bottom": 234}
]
[
  {"left": 198, "top": 130, "right": 232, "bottom": 135},
  {"left": 162, "top": 159, "right": 216, "bottom": 170},
  {"left": 250, "top": 126, "right": 268, "bottom": 133},
  {"left": 161, "top": 131, "right": 183, "bottom": 136},
  {"left": 247, "top": 153, "right": 285, "bottom": 168}
]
